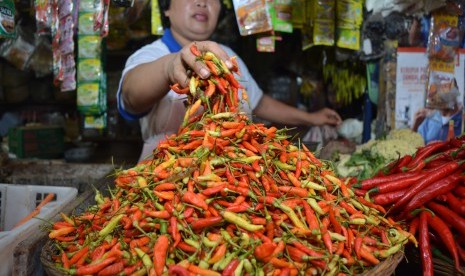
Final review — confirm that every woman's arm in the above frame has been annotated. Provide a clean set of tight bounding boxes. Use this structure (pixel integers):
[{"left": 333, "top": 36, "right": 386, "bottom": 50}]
[
  {"left": 253, "top": 94, "right": 342, "bottom": 126},
  {"left": 120, "top": 41, "right": 233, "bottom": 114}
]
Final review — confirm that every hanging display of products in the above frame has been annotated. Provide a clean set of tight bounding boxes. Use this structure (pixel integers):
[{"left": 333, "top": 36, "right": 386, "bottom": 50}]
[
  {"left": 425, "top": 10, "right": 465, "bottom": 110},
  {"left": 268, "top": 0, "right": 293, "bottom": 33},
  {"left": 336, "top": 0, "right": 363, "bottom": 50},
  {"left": 77, "top": 0, "right": 107, "bottom": 133},
  {"left": 302, "top": 0, "right": 335, "bottom": 50},
  {"left": 50, "top": 0, "right": 76, "bottom": 92},
  {"left": 232, "top": 0, "right": 272, "bottom": 36}
]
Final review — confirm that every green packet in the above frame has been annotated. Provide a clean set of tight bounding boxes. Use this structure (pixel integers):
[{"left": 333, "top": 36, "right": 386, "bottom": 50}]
[
  {"left": 0, "top": 0, "right": 16, "bottom": 38},
  {"left": 78, "top": 58, "right": 102, "bottom": 82},
  {"left": 84, "top": 113, "right": 107, "bottom": 130},
  {"left": 78, "top": 35, "right": 102, "bottom": 58}
]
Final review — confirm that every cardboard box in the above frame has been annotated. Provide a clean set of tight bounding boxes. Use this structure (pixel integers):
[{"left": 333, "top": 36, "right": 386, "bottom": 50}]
[{"left": 8, "top": 126, "right": 64, "bottom": 159}]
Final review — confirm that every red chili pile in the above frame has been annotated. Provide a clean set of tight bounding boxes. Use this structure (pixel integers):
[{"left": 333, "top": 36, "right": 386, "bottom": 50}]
[
  {"left": 353, "top": 138, "right": 465, "bottom": 275},
  {"left": 47, "top": 46, "right": 409, "bottom": 276}
]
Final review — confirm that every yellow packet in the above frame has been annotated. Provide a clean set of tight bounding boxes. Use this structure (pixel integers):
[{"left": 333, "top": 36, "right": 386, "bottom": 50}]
[{"left": 151, "top": 0, "right": 163, "bottom": 36}]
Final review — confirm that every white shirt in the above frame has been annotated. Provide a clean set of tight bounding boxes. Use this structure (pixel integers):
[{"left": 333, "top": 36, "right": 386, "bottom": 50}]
[{"left": 117, "top": 39, "right": 263, "bottom": 161}]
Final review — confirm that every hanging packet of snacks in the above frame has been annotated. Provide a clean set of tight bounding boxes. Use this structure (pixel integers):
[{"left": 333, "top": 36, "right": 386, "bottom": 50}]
[
  {"left": 301, "top": 0, "right": 335, "bottom": 50},
  {"left": 95, "top": 0, "right": 110, "bottom": 37},
  {"left": 34, "top": 0, "right": 52, "bottom": 34},
  {"left": 427, "top": 11, "right": 463, "bottom": 62},
  {"left": 291, "top": 0, "right": 304, "bottom": 29},
  {"left": 232, "top": 0, "right": 272, "bottom": 36},
  {"left": 425, "top": 9, "right": 464, "bottom": 109},
  {"left": 268, "top": 0, "right": 293, "bottom": 33},
  {"left": 256, "top": 35, "right": 275, "bottom": 52},
  {"left": 151, "top": 0, "right": 163, "bottom": 35},
  {"left": 0, "top": 25, "right": 35, "bottom": 70},
  {"left": 0, "top": 0, "right": 15, "bottom": 39},
  {"left": 336, "top": 0, "right": 363, "bottom": 50},
  {"left": 425, "top": 59, "right": 459, "bottom": 109},
  {"left": 58, "top": 0, "right": 76, "bottom": 92}
]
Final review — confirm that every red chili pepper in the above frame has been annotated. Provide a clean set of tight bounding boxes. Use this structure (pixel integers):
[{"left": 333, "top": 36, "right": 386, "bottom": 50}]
[
  {"left": 371, "top": 188, "right": 407, "bottom": 206},
  {"left": 446, "top": 192, "right": 465, "bottom": 216},
  {"left": 402, "top": 173, "right": 461, "bottom": 218},
  {"left": 407, "top": 141, "right": 447, "bottom": 168},
  {"left": 427, "top": 201, "right": 465, "bottom": 237},
  {"left": 190, "top": 216, "right": 223, "bottom": 230},
  {"left": 97, "top": 261, "right": 124, "bottom": 276},
  {"left": 170, "top": 83, "right": 189, "bottom": 94},
  {"left": 409, "top": 217, "right": 420, "bottom": 237},
  {"left": 419, "top": 211, "right": 434, "bottom": 276},
  {"left": 169, "top": 265, "right": 190, "bottom": 276},
  {"left": 453, "top": 185, "right": 465, "bottom": 198},
  {"left": 182, "top": 191, "right": 209, "bottom": 210},
  {"left": 389, "top": 160, "right": 462, "bottom": 214},
  {"left": 190, "top": 44, "right": 201, "bottom": 56},
  {"left": 254, "top": 242, "right": 277, "bottom": 261},
  {"left": 425, "top": 211, "right": 461, "bottom": 271},
  {"left": 76, "top": 257, "right": 117, "bottom": 275},
  {"left": 368, "top": 172, "right": 425, "bottom": 194},
  {"left": 355, "top": 171, "right": 419, "bottom": 190},
  {"left": 328, "top": 206, "right": 342, "bottom": 234},
  {"left": 222, "top": 259, "right": 240, "bottom": 276}
]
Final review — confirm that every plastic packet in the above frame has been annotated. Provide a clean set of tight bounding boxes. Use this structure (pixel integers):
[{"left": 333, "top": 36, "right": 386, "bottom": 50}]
[
  {"left": 0, "top": 0, "right": 15, "bottom": 39},
  {"left": 232, "top": 0, "right": 273, "bottom": 36},
  {"left": 256, "top": 36, "right": 275, "bottom": 52},
  {"left": 28, "top": 35, "right": 53, "bottom": 78},
  {"left": 151, "top": 0, "right": 163, "bottom": 35},
  {"left": 427, "top": 11, "right": 463, "bottom": 61},
  {"left": 269, "top": 0, "right": 293, "bottom": 33},
  {"left": 34, "top": 0, "right": 52, "bottom": 34},
  {"left": 0, "top": 25, "right": 36, "bottom": 70},
  {"left": 425, "top": 60, "right": 459, "bottom": 110},
  {"left": 77, "top": 58, "right": 102, "bottom": 82},
  {"left": 78, "top": 35, "right": 101, "bottom": 58}
]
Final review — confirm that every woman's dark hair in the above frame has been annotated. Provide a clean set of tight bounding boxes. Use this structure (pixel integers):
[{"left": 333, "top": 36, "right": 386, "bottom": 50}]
[
  {"left": 158, "top": 0, "right": 171, "bottom": 29},
  {"left": 158, "top": 0, "right": 226, "bottom": 29}
]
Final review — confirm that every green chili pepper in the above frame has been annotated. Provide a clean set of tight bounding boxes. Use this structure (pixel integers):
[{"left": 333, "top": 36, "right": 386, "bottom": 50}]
[
  {"left": 94, "top": 190, "right": 105, "bottom": 205},
  {"left": 234, "top": 259, "right": 244, "bottom": 276},
  {"left": 184, "top": 238, "right": 201, "bottom": 249},
  {"left": 307, "top": 198, "right": 325, "bottom": 215},
  {"left": 98, "top": 214, "right": 124, "bottom": 237},
  {"left": 134, "top": 247, "right": 153, "bottom": 271},
  {"left": 211, "top": 112, "right": 234, "bottom": 119},
  {"left": 243, "top": 259, "right": 253, "bottom": 273},
  {"left": 222, "top": 211, "right": 264, "bottom": 232},
  {"left": 274, "top": 202, "right": 307, "bottom": 229},
  {"left": 237, "top": 156, "right": 262, "bottom": 164},
  {"left": 329, "top": 232, "right": 346, "bottom": 241},
  {"left": 273, "top": 160, "right": 296, "bottom": 171}
]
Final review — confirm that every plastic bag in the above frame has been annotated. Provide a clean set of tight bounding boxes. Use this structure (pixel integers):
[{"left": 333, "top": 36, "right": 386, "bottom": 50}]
[{"left": 0, "top": 25, "right": 35, "bottom": 70}]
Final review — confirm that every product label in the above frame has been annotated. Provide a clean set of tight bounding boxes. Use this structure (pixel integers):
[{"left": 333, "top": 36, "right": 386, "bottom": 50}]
[{"left": 0, "top": 0, "right": 15, "bottom": 38}]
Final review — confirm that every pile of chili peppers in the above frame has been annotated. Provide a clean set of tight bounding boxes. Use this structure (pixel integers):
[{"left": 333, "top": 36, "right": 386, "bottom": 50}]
[
  {"left": 353, "top": 138, "right": 465, "bottom": 276},
  {"left": 46, "top": 45, "right": 410, "bottom": 276}
]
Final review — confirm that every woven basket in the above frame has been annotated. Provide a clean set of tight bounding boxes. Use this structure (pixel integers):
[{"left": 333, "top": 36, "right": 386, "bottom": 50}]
[
  {"left": 404, "top": 245, "right": 465, "bottom": 276},
  {"left": 360, "top": 251, "right": 405, "bottom": 276},
  {"left": 41, "top": 240, "right": 404, "bottom": 276}
]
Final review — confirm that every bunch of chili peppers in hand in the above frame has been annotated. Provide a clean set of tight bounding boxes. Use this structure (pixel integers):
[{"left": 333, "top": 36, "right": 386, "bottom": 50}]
[
  {"left": 353, "top": 137, "right": 465, "bottom": 276},
  {"left": 46, "top": 45, "right": 410, "bottom": 276}
]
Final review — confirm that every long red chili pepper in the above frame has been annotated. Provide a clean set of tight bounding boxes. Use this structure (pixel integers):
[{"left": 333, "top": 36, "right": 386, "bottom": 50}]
[
  {"left": 368, "top": 172, "right": 425, "bottom": 194},
  {"left": 407, "top": 141, "right": 447, "bottom": 168},
  {"left": 427, "top": 201, "right": 465, "bottom": 237},
  {"left": 355, "top": 171, "right": 419, "bottom": 190},
  {"left": 401, "top": 173, "right": 461, "bottom": 218},
  {"left": 371, "top": 188, "right": 407, "bottom": 206},
  {"left": 389, "top": 160, "right": 462, "bottom": 214},
  {"left": 419, "top": 211, "right": 434, "bottom": 276},
  {"left": 425, "top": 211, "right": 461, "bottom": 271},
  {"left": 445, "top": 192, "right": 465, "bottom": 216}
]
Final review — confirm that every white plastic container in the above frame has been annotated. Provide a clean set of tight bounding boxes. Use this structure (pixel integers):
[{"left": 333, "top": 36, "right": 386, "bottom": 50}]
[{"left": 0, "top": 184, "right": 78, "bottom": 276}]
